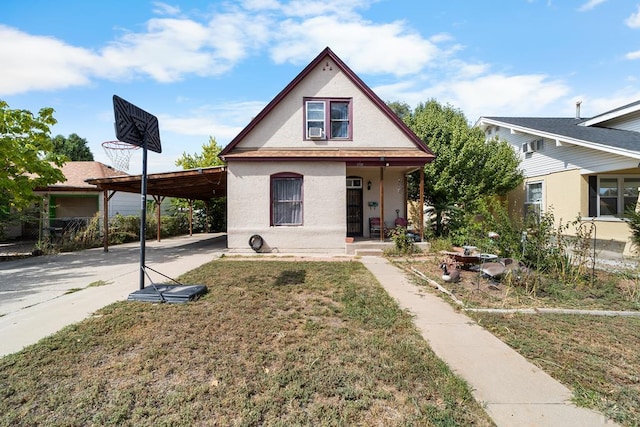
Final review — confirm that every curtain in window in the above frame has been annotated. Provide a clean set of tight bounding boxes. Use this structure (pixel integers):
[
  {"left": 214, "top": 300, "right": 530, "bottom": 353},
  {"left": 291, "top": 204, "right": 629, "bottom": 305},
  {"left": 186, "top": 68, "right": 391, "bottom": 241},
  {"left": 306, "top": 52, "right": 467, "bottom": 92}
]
[{"left": 272, "top": 178, "right": 302, "bottom": 225}]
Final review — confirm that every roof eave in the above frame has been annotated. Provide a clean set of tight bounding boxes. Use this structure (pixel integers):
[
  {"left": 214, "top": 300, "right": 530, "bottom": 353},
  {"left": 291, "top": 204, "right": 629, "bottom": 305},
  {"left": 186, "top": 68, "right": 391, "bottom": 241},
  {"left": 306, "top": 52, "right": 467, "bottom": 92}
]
[{"left": 479, "top": 118, "right": 640, "bottom": 160}]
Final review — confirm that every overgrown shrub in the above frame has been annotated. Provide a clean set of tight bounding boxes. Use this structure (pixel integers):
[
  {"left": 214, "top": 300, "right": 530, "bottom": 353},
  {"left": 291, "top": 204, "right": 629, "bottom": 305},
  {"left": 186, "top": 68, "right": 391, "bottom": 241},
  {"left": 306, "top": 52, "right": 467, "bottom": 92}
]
[{"left": 388, "top": 226, "right": 420, "bottom": 255}]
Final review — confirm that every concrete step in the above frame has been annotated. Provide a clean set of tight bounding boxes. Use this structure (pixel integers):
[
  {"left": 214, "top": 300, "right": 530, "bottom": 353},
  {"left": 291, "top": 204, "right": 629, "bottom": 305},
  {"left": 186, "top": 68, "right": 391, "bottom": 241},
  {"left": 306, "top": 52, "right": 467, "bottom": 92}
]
[{"left": 355, "top": 248, "right": 385, "bottom": 257}]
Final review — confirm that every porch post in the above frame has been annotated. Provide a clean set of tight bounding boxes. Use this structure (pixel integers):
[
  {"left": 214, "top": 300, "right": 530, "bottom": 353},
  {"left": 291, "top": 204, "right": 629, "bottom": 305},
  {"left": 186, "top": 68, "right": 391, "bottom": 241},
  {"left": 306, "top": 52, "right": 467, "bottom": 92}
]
[
  {"left": 379, "top": 167, "right": 385, "bottom": 241},
  {"left": 419, "top": 168, "right": 425, "bottom": 240}
]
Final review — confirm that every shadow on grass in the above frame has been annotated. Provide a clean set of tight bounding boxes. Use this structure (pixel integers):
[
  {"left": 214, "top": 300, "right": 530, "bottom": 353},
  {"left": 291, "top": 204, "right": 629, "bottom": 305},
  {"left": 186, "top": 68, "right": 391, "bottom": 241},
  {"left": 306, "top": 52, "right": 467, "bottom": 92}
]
[{"left": 274, "top": 269, "right": 306, "bottom": 286}]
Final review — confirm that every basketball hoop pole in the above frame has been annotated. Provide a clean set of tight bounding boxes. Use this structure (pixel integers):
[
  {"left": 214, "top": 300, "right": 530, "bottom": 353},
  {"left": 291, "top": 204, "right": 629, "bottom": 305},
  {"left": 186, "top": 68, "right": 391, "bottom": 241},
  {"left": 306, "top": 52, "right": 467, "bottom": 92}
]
[{"left": 139, "top": 133, "right": 148, "bottom": 290}]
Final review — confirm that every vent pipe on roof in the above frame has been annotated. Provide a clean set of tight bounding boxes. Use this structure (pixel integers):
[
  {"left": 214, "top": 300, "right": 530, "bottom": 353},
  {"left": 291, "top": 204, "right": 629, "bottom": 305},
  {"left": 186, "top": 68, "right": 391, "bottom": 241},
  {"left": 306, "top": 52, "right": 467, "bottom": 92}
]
[{"left": 575, "top": 101, "right": 582, "bottom": 119}]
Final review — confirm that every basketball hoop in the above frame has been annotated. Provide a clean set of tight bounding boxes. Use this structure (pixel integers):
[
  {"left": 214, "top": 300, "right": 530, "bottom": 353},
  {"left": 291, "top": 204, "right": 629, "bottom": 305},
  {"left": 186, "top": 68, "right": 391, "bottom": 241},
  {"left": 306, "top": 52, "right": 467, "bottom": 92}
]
[{"left": 102, "top": 140, "right": 140, "bottom": 172}]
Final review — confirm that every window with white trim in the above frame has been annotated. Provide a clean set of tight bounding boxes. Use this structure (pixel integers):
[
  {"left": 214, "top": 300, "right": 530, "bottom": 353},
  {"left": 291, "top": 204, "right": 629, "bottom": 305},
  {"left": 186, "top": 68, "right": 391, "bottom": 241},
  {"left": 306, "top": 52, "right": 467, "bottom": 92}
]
[
  {"left": 524, "top": 181, "right": 542, "bottom": 219},
  {"left": 304, "top": 98, "right": 352, "bottom": 140},
  {"left": 271, "top": 173, "right": 303, "bottom": 226},
  {"left": 598, "top": 176, "right": 640, "bottom": 216}
]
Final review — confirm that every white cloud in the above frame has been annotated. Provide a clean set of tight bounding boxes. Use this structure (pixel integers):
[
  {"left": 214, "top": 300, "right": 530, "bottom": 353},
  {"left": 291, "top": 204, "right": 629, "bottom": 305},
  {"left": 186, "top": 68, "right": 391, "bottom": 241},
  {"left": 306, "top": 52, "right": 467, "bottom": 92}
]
[
  {"left": 375, "top": 72, "right": 570, "bottom": 121},
  {"left": 0, "top": 26, "right": 99, "bottom": 95},
  {"left": 159, "top": 101, "right": 265, "bottom": 142},
  {"left": 577, "top": 0, "right": 607, "bottom": 12},
  {"left": 625, "top": 5, "right": 640, "bottom": 28},
  {"left": 626, "top": 50, "right": 640, "bottom": 60},
  {"left": 577, "top": 90, "right": 640, "bottom": 116},
  {"left": 152, "top": 2, "right": 182, "bottom": 16},
  {"left": 270, "top": 16, "right": 440, "bottom": 76}
]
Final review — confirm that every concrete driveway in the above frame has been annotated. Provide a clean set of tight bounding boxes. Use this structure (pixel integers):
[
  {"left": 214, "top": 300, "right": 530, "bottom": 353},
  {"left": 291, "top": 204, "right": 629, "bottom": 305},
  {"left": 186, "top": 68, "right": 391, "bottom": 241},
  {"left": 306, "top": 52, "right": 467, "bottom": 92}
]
[{"left": 0, "top": 233, "right": 227, "bottom": 356}]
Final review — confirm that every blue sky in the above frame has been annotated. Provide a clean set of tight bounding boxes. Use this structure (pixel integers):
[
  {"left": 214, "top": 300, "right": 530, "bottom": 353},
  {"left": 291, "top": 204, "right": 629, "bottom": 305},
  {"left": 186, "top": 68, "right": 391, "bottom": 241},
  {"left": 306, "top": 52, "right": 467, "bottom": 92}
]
[{"left": 2, "top": 0, "right": 640, "bottom": 173}]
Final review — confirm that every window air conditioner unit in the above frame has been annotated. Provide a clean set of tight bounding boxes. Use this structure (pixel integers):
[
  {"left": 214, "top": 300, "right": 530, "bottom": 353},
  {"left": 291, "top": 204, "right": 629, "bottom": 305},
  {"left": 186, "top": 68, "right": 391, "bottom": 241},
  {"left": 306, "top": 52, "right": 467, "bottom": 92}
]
[
  {"left": 522, "top": 139, "right": 543, "bottom": 153},
  {"left": 308, "top": 127, "right": 324, "bottom": 139}
]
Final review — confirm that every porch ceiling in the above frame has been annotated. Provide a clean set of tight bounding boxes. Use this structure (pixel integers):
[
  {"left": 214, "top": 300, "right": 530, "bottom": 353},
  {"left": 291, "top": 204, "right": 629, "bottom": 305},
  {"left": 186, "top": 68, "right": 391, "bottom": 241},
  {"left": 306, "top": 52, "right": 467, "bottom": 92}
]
[{"left": 85, "top": 166, "right": 227, "bottom": 201}]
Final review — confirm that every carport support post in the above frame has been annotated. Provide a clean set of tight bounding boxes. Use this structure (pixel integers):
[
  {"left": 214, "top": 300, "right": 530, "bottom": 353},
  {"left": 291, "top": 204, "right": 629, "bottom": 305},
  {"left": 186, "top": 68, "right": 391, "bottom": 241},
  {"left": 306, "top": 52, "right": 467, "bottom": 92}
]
[
  {"left": 103, "top": 190, "right": 116, "bottom": 252},
  {"left": 188, "top": 200, "right": 193, "bottom": 236},
  {"left": 103, "top": 190, "right": 109, "bottom": 252}
]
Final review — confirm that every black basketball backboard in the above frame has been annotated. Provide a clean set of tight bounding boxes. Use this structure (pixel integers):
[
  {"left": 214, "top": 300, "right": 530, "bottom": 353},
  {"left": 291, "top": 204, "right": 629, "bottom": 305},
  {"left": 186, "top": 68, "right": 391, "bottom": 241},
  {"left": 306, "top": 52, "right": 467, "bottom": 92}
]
[{"left": 113, "top": 95, "right": 162, "bottom": 153}]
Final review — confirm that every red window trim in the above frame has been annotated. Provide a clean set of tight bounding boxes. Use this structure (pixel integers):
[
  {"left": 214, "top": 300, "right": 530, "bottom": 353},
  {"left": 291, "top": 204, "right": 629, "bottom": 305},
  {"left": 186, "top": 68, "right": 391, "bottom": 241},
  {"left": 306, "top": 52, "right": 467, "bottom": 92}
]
[
  {"left": 303, "top": 97, "right": 353, "bottom": 141},
  {"left": 270, "top": 172, "right": 304, "bottom": 226}
]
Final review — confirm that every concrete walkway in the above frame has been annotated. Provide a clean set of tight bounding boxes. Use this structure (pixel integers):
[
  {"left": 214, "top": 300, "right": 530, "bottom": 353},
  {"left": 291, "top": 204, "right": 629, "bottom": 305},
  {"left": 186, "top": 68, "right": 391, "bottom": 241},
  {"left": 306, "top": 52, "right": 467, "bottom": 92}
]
[
  {"left": 360, "top": 256, "right": 619, "bottom": 427},
  {"left": 0, "top": 233, "right": 226, "bottom": 357}
]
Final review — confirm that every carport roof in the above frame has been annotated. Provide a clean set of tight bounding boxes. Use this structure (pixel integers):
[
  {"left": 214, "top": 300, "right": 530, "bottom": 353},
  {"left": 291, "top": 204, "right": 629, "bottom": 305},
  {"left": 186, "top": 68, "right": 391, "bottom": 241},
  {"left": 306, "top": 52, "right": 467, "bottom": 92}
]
[{"left": 85, "top": 166, "right": 227, "bottom": 200}]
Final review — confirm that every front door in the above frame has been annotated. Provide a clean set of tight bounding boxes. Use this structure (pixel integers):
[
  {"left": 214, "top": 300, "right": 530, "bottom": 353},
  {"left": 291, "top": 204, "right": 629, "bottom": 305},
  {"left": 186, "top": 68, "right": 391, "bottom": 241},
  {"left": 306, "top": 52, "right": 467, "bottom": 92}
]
[{"left": 346, "top": 177, "right": 363, "bottom": 237}]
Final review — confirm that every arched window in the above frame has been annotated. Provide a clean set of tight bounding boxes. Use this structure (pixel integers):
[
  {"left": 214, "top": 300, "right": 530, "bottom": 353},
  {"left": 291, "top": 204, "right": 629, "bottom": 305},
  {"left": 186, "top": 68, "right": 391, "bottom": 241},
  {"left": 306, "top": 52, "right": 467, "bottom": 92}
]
[{"left": 271, "top": 173, "right": 303, "bottom": 226}]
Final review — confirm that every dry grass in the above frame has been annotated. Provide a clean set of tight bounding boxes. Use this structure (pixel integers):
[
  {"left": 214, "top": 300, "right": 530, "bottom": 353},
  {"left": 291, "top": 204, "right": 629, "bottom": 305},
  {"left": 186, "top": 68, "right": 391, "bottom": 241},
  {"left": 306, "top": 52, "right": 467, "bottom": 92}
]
[
  {"left": 396, "top": 252, "right": 640, "bottom": 426},
  {"left": 471, "top": 313, "right": 640, "bottom": 426},
  {"left": 0, "top": 259, "right": 493, "bottom": 426}
]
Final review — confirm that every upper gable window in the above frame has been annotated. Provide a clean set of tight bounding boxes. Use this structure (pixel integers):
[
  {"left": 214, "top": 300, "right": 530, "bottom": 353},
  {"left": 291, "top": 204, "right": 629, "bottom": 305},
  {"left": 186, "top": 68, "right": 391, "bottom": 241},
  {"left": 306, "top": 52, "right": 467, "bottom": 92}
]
[{"left": 304, "top": 98, "right": 352, "bottom": 140}]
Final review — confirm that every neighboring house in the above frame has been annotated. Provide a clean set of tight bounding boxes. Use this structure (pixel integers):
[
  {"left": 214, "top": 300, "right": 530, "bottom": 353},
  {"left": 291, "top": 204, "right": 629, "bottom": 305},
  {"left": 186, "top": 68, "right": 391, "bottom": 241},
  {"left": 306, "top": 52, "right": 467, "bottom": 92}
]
[
  {"left": 477, "top": 100, "right": 640, "bottom": 256},
  {"left": 220, "top": 47, "right": 435, "bottom": 253},
  {"left": 25, "top": 161, "right": 141, "bottom": 238}
]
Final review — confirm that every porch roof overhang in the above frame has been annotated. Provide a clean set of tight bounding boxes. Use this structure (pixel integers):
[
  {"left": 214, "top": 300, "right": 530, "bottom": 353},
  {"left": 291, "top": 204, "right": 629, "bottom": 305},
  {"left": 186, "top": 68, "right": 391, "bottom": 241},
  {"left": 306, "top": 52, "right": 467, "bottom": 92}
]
[
  {"left": 85, "top": 166, "right": 227, "bottom": 200},
  {"left": 221, "top": 149, "right": 435, "bottom": 168}
]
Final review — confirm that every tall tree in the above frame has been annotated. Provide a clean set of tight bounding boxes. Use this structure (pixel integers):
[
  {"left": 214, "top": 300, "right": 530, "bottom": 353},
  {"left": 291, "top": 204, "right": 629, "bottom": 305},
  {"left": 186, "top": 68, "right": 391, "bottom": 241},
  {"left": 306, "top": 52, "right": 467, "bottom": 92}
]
[
  {"left": 406, "top": 99, "right": 523, "bottom": 235},
  {"left": 387, "top": 100, "right": 412, "bottom": 122},
  {"left": 0, "top": 101, "right": 65, "bottom": 211},
  {"left": 173, "top": 136, "right": 226, "bottom": 232},
  {"left": 49, "top": 133, "right": 94, "bottom": 161},
  {"left": 175, "top": 136, "right": 224, "bottom": 169}
]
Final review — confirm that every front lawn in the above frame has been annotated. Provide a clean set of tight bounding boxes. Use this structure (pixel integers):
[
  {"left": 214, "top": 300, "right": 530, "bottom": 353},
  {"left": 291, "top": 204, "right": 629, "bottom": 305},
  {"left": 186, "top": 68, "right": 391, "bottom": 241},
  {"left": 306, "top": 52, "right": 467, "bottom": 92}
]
[
  {"left": 0, "top": 259, "right": 493, "bottom": 426},
  {"left": 400, "top": 253, "right": 640, "bottom": 426}
]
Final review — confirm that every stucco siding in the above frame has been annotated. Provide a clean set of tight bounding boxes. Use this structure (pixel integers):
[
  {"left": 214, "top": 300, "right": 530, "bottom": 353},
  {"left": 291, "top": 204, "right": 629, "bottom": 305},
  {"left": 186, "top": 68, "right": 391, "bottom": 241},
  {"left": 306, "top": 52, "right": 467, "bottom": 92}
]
[
  {"left": 236, "top": 58, "right": 415, "bottom": 150},
  {"left": 227, "top": 161, "right": 346, "bottom": 252}
]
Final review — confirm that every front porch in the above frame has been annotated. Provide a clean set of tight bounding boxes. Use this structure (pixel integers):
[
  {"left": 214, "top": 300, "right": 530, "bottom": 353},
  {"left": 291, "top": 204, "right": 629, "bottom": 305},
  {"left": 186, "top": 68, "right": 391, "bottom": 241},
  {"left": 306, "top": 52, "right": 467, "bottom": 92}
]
[{"left": 346, "top": 238, "right": 430, "bottom": 256}]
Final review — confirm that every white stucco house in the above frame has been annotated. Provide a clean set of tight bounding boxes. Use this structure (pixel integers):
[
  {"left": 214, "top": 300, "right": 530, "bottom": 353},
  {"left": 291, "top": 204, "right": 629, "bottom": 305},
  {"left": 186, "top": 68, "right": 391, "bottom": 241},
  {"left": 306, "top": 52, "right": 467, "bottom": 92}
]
[
  {"left": 220, "top": 47, "right": 435, "bottom": 253},
  {"left": 477, "top": 100, "right": 640, "bottom": 256}
]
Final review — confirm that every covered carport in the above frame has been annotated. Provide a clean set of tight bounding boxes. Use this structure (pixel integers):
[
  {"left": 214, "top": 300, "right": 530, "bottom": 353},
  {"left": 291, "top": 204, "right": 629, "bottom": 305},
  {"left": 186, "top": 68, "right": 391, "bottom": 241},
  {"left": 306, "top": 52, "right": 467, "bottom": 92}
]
[{"left": 86, "top": 166, "right": 227, "bottom": 252}]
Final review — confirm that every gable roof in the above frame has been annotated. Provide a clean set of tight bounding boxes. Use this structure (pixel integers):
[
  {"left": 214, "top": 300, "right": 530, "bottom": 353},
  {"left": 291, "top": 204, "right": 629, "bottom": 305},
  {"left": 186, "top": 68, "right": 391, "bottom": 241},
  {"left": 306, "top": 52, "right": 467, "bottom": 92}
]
[
  {"left": 581, "top": 99, "right": 640, "bottom": 127},
  {"left": 220, "top": 47, "right": 434, "bottom": 163},
  {"left": 479, "top": 116, "right": 640, "bottom": 158}
]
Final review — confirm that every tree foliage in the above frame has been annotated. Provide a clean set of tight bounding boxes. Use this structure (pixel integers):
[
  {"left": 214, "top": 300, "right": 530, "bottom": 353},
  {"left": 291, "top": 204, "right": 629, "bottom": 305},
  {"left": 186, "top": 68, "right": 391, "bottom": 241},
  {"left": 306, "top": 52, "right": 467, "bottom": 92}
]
[
  {"left": 404, "top": 99, "right": 524, "bottom": 236},
  {"left": 173, "top": 136, "right": 226, "bottom": 232},
  {"left": 49, "top": 133, "right": 94, "bottom": 161},
  {"left": 0, "top": 100, "right": 65, "bottom": 212},
  {"left": 175, "top": 136, "right": 224, "bottom": 169}
]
